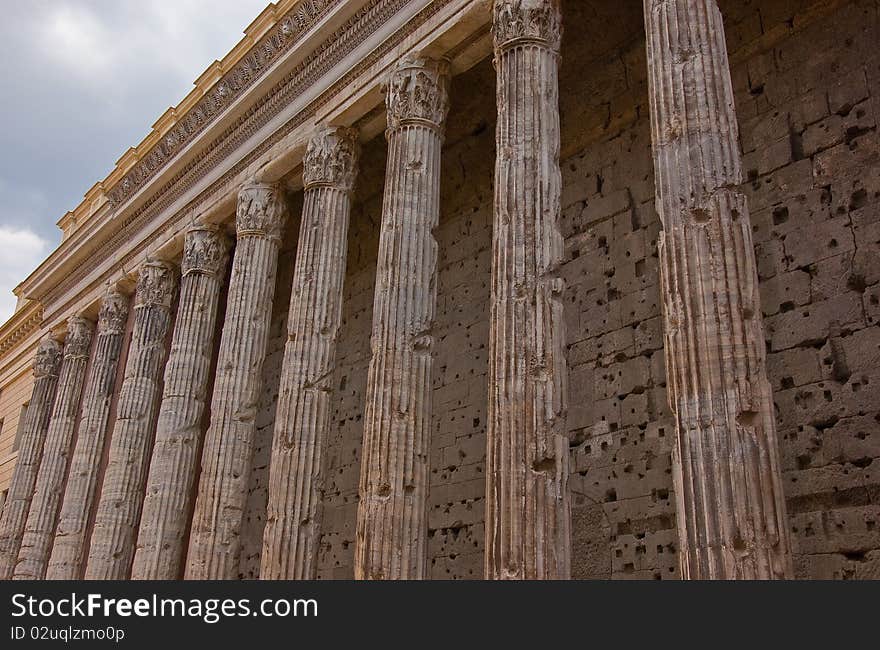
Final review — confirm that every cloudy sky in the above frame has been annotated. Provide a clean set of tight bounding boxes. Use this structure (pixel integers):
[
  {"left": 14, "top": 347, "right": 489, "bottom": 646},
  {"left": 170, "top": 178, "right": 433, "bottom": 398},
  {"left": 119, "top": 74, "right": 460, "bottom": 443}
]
[{"left": 0, "top": 0, "right": 268, "bottom": 323}]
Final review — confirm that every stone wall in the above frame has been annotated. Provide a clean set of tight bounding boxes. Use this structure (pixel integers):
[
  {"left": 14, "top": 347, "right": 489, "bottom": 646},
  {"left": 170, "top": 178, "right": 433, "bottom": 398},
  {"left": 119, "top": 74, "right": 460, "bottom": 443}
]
[
  {"left": 733, "top": 0, "right": 880, "bottom": 580},
  {"left": 243, "top": 0, "right": 880, "bottom": 580}
]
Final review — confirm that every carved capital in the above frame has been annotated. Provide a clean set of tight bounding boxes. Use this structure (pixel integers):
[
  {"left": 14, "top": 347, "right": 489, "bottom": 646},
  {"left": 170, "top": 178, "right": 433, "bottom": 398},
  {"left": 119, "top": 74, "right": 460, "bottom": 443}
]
[
  {"left": 386, "top": 57, "right": 450, "bottom": 131},
  {"left": 236, "top": 182, "right": 287, "bottom": 240},
  {"left": 183, "top": 225, "right": 230, "bottom": 277},
  {"left": 64, "top": 316, "right": 94, "bottom": 360},
  {"left": 34, "top": 336, "right": 63, "bottom": 378},
  {"left": 98, "top": 288, "right": 130, "bottom": 335},
  {"left": 493, "top": 0, "right": 562, "bottom": 52},
  {"left": 303, "top": 126, "right": 360, "bottom": 191},
  {"left": 136, "top": 261, "right": 178, "bottom": 309}
]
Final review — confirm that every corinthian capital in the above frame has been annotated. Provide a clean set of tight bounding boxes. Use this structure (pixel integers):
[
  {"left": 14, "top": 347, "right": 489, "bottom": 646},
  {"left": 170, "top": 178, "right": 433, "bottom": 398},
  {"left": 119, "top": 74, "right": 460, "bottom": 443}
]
[
  {"left": 34, "top": 336, "right": 63, "bottom": 378},
  {"left": 236, "top": 182, "right": 287, "bottom": 241},
  {"left": 303, "top": 127, "right": 360, "bottom": 192},
  {"left": 386, "top": 57, "right": 450, "bottom": 131},
  {"left": 64, "top": 316, "right": 94, "bottom": 360},
  {"left": 135, "top": 261, "right": 178, "bottom": 309},
  {"left": 493, "top": 0, "right": 562, "bottom": 52},
  {"left": 98, "top": 287, "right": 130, "bottom": 335},
  {"left": 183, "top": 225, "right": 230, "bottom": 277}
]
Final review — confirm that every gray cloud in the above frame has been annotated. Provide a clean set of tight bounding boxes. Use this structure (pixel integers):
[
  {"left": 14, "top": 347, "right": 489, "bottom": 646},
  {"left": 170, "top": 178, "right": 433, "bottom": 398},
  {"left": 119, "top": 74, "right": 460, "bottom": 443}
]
[{"left": 0, "top": 0, "right": 268, "bottom": 323}]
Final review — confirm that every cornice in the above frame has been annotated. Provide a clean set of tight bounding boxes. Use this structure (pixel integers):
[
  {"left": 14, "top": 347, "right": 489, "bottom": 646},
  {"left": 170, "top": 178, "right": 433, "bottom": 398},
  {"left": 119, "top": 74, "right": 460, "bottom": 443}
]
[
  {"left": 107, "top": 0, "right": 345, "bottom": 210},
  {"left": 18, "top": 0, "right": 488, "bottom": 327},
  {"left": 0, "top": 302, "right": 43, "bottom": 361}
]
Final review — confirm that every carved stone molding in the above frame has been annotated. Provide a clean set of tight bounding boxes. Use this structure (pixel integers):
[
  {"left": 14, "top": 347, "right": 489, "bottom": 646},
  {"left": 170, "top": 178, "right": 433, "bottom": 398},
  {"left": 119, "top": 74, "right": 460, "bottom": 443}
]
[
  {"left": 108, "top": 0, "right": 343, "bottom": 208},
  {"left": 98, "top": 288, "right": 130, "bottom": 335},
  {"left": 236, "top": 182, "right": 287, "bottom": 240},
  {"left": 33, "top": 337, "right": 63, "bottom": 379},
  {"left": 63, "top": 317, "right": 94, "bottom": 360},
  {"left": 36, "top": 0, "right": 456, "bottom": 322},
  {"left": 493, "top": 0, "right": 562, "bottom": 52},
  {"left": 182, "top": 225, "right": 230, "bottom": 277},
  {"left": 135, "top": 261, "right": 178, "bottom": 309},
  {"left": 386, "top": 57, "right": 451, "bottom": 131},
  {"left": 303, "top": 126, "right": 360, "bottom": 191}
]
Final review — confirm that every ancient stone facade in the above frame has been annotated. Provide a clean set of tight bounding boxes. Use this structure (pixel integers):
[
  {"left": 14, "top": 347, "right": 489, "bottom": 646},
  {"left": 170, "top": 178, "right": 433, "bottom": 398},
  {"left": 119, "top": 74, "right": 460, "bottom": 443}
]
[{"left": 0, "top": 0, "right": 877, "bottom": 581}]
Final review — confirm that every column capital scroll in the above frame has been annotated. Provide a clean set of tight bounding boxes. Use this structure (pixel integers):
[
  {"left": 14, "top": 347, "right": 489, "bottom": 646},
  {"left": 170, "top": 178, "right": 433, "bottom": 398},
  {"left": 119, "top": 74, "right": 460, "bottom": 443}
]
[
  {"left": 303, "top": 126, "right": 360, "bottom": 192},
  {"left": 182, "top": 225, "right": 230, "bottom": 277},
  {"left": 33, "top": 336, "right": 63, "bottom": 379},
  {"left": 98, "top": 288, "right": 129, "bottom": 335},
  {"left": 135, "top": 261, "right": 178, "bottom": 309},
  {"left": 493, "top": 0, "right": 562, "bottom": 53},
  {"left": 236, "top": 182, "right": 287, "bottom": 241},
  {"left": 386, "top": 57, "right": 450, "bottom": 132},
  {"left": 63, "top": 316, "right": 94, "bottom": 360}
]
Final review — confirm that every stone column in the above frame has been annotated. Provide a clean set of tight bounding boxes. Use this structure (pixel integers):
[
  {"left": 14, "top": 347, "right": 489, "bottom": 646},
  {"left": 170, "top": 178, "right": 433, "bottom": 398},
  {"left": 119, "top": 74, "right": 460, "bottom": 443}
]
[
  {"left": 643, "top": 0, "right": 793, "bottom": 579},
  {"left": 485, "top": 0, "right": 570, "bottom": 581},
  {"left": 47, "top": 289, "right": 129, "bottom": 580},
  {"left": 84, "top": 261, "right": 177, "bottom": 580},
  {"left": 131, "top": 226, "right": 229, "bottom": 580},
  {"left": 261, "top": 127, "right": 359, "bottom": 580},
  {"left": 186, "top": 183, "right": 287, "bottom": 580},
  {"left": 14, "top": 317, "right": 94, "bottom": 580},
  {"left": 354, "top": 57, "right": 449, "bottom": 581},
  {"left": 0, "top": 336, "right": 62, "bottom": 580}
]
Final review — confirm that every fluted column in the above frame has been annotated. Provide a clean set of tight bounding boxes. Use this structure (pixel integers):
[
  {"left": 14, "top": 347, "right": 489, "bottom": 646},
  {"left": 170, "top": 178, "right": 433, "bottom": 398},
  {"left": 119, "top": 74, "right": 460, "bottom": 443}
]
[
  {"left": 485, "top": 0, "right": 570, "bottom": 581},
  {"left": 131, "top": 226, "right": 229, "bottom": 580},
  {"left": 84, "top": 261, "right": 177, "bottom": 580},
  {"left": 47, "top": 289, "right": 129, "bottom": 580},
  {"left": 354, "top": 57, "right": 449, "bottom": 581},
  {"left": 0, "top": 337, "right": 62, "bottom": 580},
  {"left": 186, "top": 183, "right": 287, "bottom": 580},
  {"left": 643, "top": 0, "right": 793, "bottom": 579},
  {"left": 14, "top": 317, "right": 94, "bottom": 580},
  {"left": 261, "top": 127, "right": 359, "bottom": 580}
]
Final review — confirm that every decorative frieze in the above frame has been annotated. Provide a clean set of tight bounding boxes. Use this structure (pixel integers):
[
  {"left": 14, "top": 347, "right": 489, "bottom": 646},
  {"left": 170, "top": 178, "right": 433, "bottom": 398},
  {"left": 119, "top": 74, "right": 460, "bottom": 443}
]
[
  {"left": 643, "top": 0, "right": 793, "bottom": 579},
  {"left": 47, "top": 289, "right": 130, "bottom": 580},
  {"left": 108, "top": 0, "right": 343, "bottom": 208},
  {"left": 35, "top": 0, "right": 454, "bottom": 325},
  {"left": 84, "top": 262, "right": 178, "bottom": 580},
  {"left": 132, "top": 226, "right": 229, "bottom": 580},
  {"left": 0, "top": 336, "right": 63, "bottom": 580},
  {"left": 355, "top": 57, "right": 449, "bottom": 580},
  {"left": 186, "top": 183, "right": 287, "bottom": 580},
  {"left": 261, "top": 127, "right": 359, "bottom": 579},
  {"left": 15, "top": 317, "right": 95, "bottom": 580},
  {"left": 486, "top": 0, "right": 570, "bottom": 580}
]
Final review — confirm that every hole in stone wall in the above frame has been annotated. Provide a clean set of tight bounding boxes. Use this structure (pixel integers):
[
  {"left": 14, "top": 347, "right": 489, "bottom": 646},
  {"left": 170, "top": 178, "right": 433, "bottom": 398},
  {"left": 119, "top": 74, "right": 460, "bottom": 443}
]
[
  {"left": 692, "top": 208, "right": 711, "bottom": 224},
  {"left": 772, "top": 206, "right": 789, "bottom": 225}
]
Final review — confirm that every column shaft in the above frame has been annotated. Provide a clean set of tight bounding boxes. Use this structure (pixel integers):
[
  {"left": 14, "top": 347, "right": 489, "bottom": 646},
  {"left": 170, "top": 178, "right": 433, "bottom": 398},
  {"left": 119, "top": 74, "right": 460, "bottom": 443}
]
[
  {"left": 0, "top": 337, "right": 62, "bottom": 579},
  {"left": 84, "top": 262, "right": 178, "bottom": 579},
  {"left": 132, "top": 226, "right": 229, "bottom": 580},
  {"left": 14, "top": 317, "right": 94, "bottom": 580},
  {"left": 261, "top": 127, "right": 359, "bottom": 580},
  {"left": 186, "top": 183, "right": 287, "bottom": 580},
  {"left": 643, "top": 0, "right": 793, "bottom": 579},
  {"left": 47, "top": 289, "right": 129, "bottom": 579},
  {"left": 355, "top": 58, "right": 449, "bottom": 580},
  {"left": 486, "top": 0, "right": 570, "bottom": 581}
]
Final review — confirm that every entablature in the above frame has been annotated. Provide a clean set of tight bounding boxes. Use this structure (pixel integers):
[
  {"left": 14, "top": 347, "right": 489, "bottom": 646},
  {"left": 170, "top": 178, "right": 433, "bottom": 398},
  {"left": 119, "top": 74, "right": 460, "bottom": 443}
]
[{"left": 17, "top": 0, "right": 492, "bottom": 331}]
